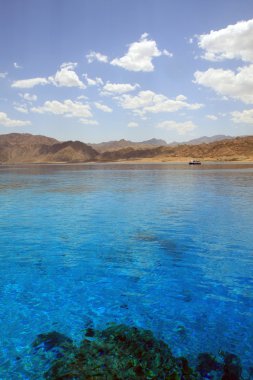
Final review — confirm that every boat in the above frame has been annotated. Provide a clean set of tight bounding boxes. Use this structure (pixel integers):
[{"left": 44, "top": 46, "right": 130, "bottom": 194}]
[{"left": 189, "top": 160, "right": 201, "bottom": 165}]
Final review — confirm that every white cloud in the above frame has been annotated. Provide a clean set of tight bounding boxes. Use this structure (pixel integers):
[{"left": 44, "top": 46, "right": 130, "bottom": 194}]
[
  {"left": 19, "top": 93, "right": 37, "bottom": 102},
  {"left": 231, "top": 109, "right": 253, "bottom": 124},
  {"left": 14, "top": 62, "right": 22, "bottom": 69},
  {"left": 11, "top": 77, "right": 49, "bottom": 88},
  {"left": 194, "top": 64, "right": 253, "bottom": 104},
  {"left": 83, "top": 74, "right": 104, "bottom": 86},
  {"left": 12, "top": 62, "right": 85, "bottom": 89},
  {"left": 156, "top": 120, "right": 197, "bottom": 135},
  {"left": 0, "top": 111, "right": 31, "bottom": 127},
  {"left": 94, "top": 102, "right": 112, "bottom": 113},
  {"left": 79, "top": 119, "right": 98, "bottom": 125},
  {"left": 128, "top": 122, "right": 139, "bottom": 128},
  {"left": 118, "top": 90, "right": 203, "bottom": 116},
  {"left": 14, "top": 103, "right": 29, "bottom": 113},
  {"left": 198, "top": 19, "right": 253, "bottom": 62},
  {"left": 111, "top": 33, "right": 172, "bottom": 72},
  {"left": 176, "top": 94, "right": 188, "bottom": 101},
  {"left": 86, "top": 51, "right": 108, "bottom": 63},
  {"left": 0, "top": 72, "right": 7, "bottom": 79},
  {"left": 60, "top": 62, "right": 77, "bottom": 69},
  {"left": 102, "top": 82, "right": 139, "bottom": 95},
  {"left": 49, "top": 62, "right": 85, "bottom": 89},
  {"left": 77, "top": 95, "right": 88, "bottom": 100},
  {"left": 206, "top": 114, "right": 218, "bottom": 120},
  {"left": 84, "top": 74, "right": 103, "bottom": 86},
  {"left": 31, "top": 99, "right": 93, "bottom": 119},
  {"left": 163, "top": 49, "right": 173, "bottom": 57}
]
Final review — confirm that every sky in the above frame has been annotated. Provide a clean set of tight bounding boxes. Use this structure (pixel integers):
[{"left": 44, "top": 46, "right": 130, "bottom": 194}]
[{"left": 0, "top": 0, "right": 253, "bottom": 143}]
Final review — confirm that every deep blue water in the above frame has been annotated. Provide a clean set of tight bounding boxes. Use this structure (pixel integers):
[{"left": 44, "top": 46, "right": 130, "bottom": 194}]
[{"left": 0, "top": 163, "right": 253, "bottom": 379}]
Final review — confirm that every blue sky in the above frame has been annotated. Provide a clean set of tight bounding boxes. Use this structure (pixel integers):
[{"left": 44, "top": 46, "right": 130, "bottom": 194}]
[{"left": 1, "top": 0, "right": 253, "bottom": 143}]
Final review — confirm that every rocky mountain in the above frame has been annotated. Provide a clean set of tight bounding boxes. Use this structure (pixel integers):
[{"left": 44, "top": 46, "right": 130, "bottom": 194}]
[
  {"left": 100, "top": 136, "right": 253, "bottom": 162},
  {"left": 0, "top": 133, "right": 98, "bottom": 163},
  {"left": 90, "top": 138, "right": 167, "bottom": 153},
  {"left": 92, "top": 135, "right": 233, "bottom": 152},
  {"left": 0, "top": 133, "right": 252, "bottom": 163},
  {"left": 0, "top": 133, "right": 58, "bottom": 146}
]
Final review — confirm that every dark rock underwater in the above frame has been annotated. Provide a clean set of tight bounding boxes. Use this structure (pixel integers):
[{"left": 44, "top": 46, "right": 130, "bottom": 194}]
[{"left": 31, "top": 323, "right": 244, "bottom": 380}]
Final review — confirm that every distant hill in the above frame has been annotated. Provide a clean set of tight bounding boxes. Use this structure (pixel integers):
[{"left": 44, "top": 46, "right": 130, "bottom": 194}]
[
  {"left": 91, "top": 135, "right": 233, "bottom": 152},
  {"left": 0, "top": 133, "right": 252, "bottom": 163},
  {"left": 167, "top": 135, "right": 233, "bottom": 147},
  {"left": 99, "top": 136, "right": 253, "bottom": 162},
  {"left": 90, "top": 138, "right": 167, "bottom": 152},
  {"left": 183, "top": 135, "right": 233, "bottom": 145}
]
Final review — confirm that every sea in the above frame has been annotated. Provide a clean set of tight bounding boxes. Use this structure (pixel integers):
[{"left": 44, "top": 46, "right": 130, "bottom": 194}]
[{"left": 0, "top": 163, "right": 253, "bottom": 379}]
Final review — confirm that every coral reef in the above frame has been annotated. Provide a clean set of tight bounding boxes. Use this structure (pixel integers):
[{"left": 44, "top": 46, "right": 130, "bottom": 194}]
[
  {"left": 32, "top": 323, "right": 244, "bottom": 380},
  {"left": 33, "top": 324, "right": 197, "bottom": 379}
]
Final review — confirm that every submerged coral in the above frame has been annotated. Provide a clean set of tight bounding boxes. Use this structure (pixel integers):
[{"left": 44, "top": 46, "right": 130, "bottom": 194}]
[
  {"left": 34, "top": 323, "right": 198, "bottom": 379},
  {"left": 32, "top": 323, "right": 244, "bottom": 380}
]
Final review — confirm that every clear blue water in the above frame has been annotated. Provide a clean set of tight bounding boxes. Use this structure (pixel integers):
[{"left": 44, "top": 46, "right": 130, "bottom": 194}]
[{"left": 0, "top": 163, "right": 253, "bottom": 379}]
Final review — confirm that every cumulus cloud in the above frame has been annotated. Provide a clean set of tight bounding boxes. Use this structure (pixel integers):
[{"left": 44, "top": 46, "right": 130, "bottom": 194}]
[
  {"left": 49, "top": 62, "right": 85, "bottom": 89},
  {"left": 86, "top": 51, "right": 108, "bottom": 63},
  {"left": 231, "top": 109, "right": 253, "bottom": 124},
  {"left": 102, "top": 82, "right": 139, "bottom": 95},
  {"left": 198, "top": 19, "right": 253, "bottom": 62},
  {"left": 94, "top": 102, "right": 112, "bottom": 113},
  {"left": 11, "top": 77, "right": 49, "bottom": 89},
  {"left": 0, "top": 72, "right": 7, "bottom": 79},
  {"left": 128, "top": 122, "right": 139, "bottom": 128},
  {"left": 84, "top": 74, "right": 103, "bottom": 86},
  {"left": 111, "top": 33, "right": 172, "bottom": 72},
  {"left": 19, "top": 93, "right": 37, "bottom": 102},
  {"left": 118, "top": 90, "right": 203, "bottom": 116},
  {"left": 12, "top": 62, "right": 85, "bottom": 89},
  {"left": 194, "top": 64, "right": 253, "bottom": 104},
  {"left": 156, "top": 120, "right": 197, "bottom": 134},
  {"left": 31, "top": 99, "right": 93, "bottom": 120},
  {"left": 206, "top": 114, "right": 218, "bottom": 120},
  {"left": 0, "top": 111, "right": 31, "bottom": 127}
]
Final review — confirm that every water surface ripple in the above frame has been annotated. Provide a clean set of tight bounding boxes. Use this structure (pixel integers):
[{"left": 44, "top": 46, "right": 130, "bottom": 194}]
[{"left": 0, "top": 163, "right": 253, "bottom": 378}]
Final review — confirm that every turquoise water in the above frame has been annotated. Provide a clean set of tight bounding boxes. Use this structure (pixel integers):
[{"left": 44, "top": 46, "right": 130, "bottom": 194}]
[{"left": 0, "top": 163, "right": 253, "bottom": 379}]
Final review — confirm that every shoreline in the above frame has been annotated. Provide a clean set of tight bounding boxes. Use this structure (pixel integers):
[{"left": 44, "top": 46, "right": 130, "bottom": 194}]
[{"left": 1, "top": 159, "right": 253, "bottom": 167}]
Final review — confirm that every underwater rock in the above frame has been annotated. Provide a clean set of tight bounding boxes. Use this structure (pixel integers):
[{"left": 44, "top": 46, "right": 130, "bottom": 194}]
[
  {"left": 32, "top": 331, "right": 74, "bottom": 358},
  {"left": 177, "top": 357, "right": 195, "bottom": 379},
  {"left": 222, "top": 352, "right": 242, "bottom": 380},
  {"left": 40, "top": 324, "right": 199, "bottom": 379},
  {"left": 31, "top": 324, "right": 246, "bottom": 379},
  {"left": 196, "top": 352, "right": 222, "bottom": 377},
  {"left": 84, "top": 327, "right": 95, "bottom": 337}
]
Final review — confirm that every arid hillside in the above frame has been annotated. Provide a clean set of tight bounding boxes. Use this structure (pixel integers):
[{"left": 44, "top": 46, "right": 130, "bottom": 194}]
[
  {"left": 100, "top": 136, "right": 253, "bottom": 162},
  {"left": 0, "top": 133, "right": 98, "bottom": 163},
  {"left": 0, "top": 133, "right": 252, "bottom": 163},
  {"left": 90, "top": 138, "right": 168, "bottom": 153}
]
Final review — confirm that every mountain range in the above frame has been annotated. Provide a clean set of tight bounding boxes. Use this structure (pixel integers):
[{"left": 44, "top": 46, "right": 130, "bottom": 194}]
[
  {"left": 89, "top": 135, "right": 233, "bottom": 152},
  {"left": 0, "top": 133, "right": 252, "bottom": 163}
]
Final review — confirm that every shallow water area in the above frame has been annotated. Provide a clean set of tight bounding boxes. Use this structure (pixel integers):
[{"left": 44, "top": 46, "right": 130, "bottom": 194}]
[{"left": 0, "top": 163, "right": 253, "bottom": 379}]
